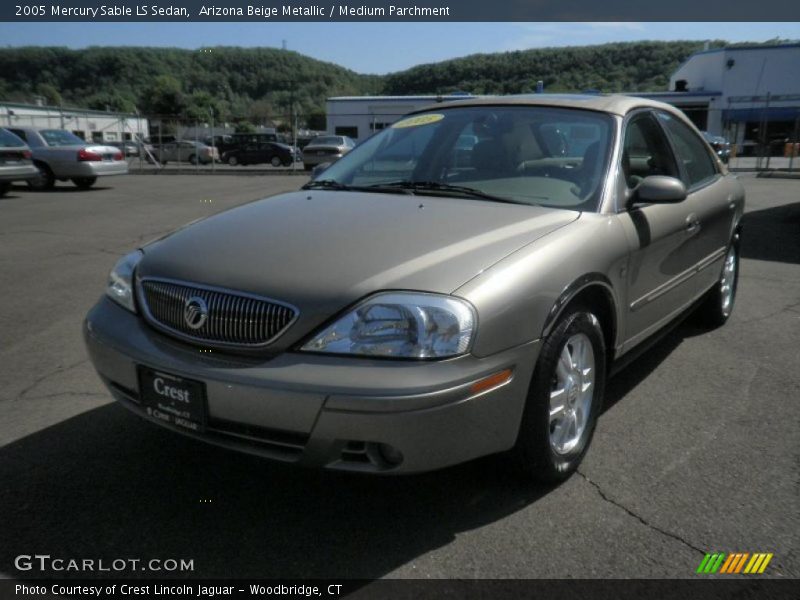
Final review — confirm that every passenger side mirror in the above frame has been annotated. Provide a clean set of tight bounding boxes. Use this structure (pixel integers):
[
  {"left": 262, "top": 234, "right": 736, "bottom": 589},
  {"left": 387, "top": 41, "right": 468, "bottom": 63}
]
[{"left": 629, "top": 176, "right": 687, "bottom": 207}]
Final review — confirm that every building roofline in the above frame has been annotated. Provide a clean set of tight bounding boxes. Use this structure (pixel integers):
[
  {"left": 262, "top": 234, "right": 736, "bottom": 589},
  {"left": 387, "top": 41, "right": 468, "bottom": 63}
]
[
  {"left": 0, "top": 100, "right": 141, "bottom": 118},
  {"left": 688, "top": 42, "right": 800, "bottom": 58}
]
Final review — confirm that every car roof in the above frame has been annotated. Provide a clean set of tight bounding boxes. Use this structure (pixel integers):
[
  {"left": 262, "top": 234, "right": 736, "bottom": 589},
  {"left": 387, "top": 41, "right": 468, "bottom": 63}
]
[{"left": 407, "top": 93, "right": 686, "bottom": 118}]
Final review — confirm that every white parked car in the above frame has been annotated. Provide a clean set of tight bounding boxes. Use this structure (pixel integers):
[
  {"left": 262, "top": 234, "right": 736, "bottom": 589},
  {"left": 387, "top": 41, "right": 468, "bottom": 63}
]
[{"left": 7, "top": 127, "right": 128, "bottom": 190}]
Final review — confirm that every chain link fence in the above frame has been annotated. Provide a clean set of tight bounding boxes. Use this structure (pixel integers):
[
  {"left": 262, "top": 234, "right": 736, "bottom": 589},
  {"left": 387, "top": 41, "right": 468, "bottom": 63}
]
[
  {"left": 677, "top": 103, "right": 800, "bottom": 173},
  {"left": 5, "top": 101, "right": 799, "bottom": 174}
]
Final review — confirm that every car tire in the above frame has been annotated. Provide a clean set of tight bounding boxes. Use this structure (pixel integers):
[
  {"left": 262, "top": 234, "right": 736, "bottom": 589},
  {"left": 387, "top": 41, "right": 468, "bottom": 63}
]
[
  {"left": 228, "top": 156, "right": 238, "bottom": 166},
  {"left": 513, "top": 307, "right": 606, "bottom": 482},
  {"left": 270, "top": 156, "right": 282, "bottom": 167},
  {"left": 304, "top": 164, "right": 312, "bottom": 171},
  {"left": 28, "top": 162, "right": 55, "bottom": 191},
  {"left": 695, "top": 239, "right": 739, "bottom": 328},
  {"left": 188, "top": 154, "right": 198, "bottom": 165},
  {"left": 0, "top": 181, "right": 10, "bottom": 197},
  {"left": 72, "top": 177, "right": 97, "bottom": 189}
]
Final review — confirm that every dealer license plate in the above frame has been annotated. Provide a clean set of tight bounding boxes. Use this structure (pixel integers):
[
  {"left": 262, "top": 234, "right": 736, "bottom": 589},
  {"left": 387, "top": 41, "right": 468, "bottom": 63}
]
[{"left": 137, "top": 366, "right": 207, "bottom": 432}]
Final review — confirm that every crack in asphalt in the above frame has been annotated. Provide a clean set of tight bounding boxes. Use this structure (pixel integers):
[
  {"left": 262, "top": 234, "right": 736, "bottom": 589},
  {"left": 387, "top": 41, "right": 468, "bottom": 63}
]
[
  {"left": 575, "top": 469, "right": 706, "bottom": 555},
  {"left": 14, "top": 359, "right": 90, "bottom": 402}
]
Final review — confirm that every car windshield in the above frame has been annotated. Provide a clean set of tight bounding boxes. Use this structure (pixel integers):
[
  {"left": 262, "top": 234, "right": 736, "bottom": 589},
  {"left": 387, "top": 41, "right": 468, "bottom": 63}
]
[
  {"left": 310, "top": 136, "right": 342, "bottom": 146},
  {"left": 315, "top": 106, "right": 614, "bottom": 210},
  {"left": 0, "top": 128, "right": 25, "bottom": 147},
  {"left": 39, "top": 129, "right": 88, "bottom": 147}
]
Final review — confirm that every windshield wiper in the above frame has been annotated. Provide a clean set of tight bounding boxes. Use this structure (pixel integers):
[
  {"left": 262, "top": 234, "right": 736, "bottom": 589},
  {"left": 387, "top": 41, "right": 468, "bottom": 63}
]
[
  {"left": 301, "top": 179, "right": 351, "bottom": 191},
  {"left": 302, "top": 178, "right": 412, "bottom": 195},
  {"left": 367, "top": 180, "right": 528, "bottom": 205}
]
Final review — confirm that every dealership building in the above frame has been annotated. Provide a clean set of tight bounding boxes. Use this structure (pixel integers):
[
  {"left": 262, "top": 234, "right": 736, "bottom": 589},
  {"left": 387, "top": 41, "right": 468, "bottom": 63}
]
[
  {"left": 0, "top": 101, "right": 149, "bottom": 142},
  {"left": 637, "top": 43, "right": 800, "bottom": 152},
  {"left": 326, "top": 44, "right": 800, "bottom": 151}
]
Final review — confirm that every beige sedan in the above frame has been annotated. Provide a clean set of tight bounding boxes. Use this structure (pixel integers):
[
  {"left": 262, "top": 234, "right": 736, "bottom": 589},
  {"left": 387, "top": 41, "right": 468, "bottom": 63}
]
[{"left": 302, "top": 135, "right": 355, "bottom": 170}]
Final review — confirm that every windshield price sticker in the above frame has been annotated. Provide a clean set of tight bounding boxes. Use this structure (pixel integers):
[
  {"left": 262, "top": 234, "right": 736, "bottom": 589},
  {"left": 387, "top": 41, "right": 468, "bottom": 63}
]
[{"left": 392, "top": 114, "right": 445, "bottom": 128}]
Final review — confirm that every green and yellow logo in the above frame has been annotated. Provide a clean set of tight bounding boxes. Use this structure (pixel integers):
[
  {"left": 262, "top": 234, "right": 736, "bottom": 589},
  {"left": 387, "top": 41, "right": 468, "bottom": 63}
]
[{"left": 697, "top": 552, "right": 773, "bottom": 574}]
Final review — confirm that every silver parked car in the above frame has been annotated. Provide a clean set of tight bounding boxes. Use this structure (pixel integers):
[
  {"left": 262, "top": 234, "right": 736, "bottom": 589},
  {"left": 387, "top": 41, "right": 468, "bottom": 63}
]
[
  {"left": 0, "top": 128, "right": 39, "bottom": 196},
  {"left": 154, "top": 140, "right": 219, "bottom": 165},
  {"left": 85, "top": 95, "right": 744, "bottom": 480},
  {"left": 7, "top": 128, "right": 128, "bottom": 190},
  {"left": 302, "top": 135, "right": 355, "bottom": 170}
]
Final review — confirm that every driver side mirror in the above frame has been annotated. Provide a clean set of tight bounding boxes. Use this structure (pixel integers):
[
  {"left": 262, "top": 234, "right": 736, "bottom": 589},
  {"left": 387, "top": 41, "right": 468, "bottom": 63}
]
[{"left": 629, "top": 176, "right": 687, "bottom": 207}]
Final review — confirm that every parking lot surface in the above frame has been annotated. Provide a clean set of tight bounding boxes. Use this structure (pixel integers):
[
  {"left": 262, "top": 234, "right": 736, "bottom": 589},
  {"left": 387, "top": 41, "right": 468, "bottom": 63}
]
[{"left": 0, "top": 173, "right": 797, "bottom": 579}]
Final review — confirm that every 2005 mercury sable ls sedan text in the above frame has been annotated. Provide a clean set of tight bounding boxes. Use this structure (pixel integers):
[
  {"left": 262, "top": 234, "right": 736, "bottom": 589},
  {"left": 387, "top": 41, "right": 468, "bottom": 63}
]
[{"left": 84, "top": 95, "right": 744, "bottom": 480}]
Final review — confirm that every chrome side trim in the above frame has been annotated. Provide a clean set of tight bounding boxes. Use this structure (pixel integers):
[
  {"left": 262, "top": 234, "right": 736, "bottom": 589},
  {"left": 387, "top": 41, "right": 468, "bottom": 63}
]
[{"left": 629, "top": 246, "right": 727, "bottom": 312}]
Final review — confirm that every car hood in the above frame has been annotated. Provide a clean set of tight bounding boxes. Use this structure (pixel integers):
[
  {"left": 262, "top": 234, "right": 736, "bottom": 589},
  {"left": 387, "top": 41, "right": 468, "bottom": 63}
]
[{"left": 138, "top": 190, "right": 578, "bottom": 349}]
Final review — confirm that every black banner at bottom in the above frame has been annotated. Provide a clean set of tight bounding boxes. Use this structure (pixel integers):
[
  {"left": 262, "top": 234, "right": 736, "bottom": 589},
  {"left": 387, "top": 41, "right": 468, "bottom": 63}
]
[{"left": 4, "top": 579, "right": 799, "bottom": 600}]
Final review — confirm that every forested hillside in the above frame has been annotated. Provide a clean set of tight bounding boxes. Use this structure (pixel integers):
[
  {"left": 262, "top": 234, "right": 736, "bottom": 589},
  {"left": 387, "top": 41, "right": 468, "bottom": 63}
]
[
  {"left": 0, "top": 46, "right": 381, "bottom": 127},
  {"left": 0, "top": 40, "right": 753, "bottom": 127},
  {"left": 381, "top": 41, "right": 725, "bottom": 95}
]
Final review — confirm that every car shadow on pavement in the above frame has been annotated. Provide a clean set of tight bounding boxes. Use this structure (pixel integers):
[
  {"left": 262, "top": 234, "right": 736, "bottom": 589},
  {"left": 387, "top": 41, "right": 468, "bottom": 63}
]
[
  {"left": 739, "top": 201, "right": 800, "bottom": 264},
  {"left": 602, "top": 317, "right": 707, "bottom": 415},
  {"left": 0, "top": 402, "right": 554, "bottom": 580}
]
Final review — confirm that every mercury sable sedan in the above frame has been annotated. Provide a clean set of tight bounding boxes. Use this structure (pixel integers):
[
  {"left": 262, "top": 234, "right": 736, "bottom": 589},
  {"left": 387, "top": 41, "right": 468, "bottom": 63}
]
[
  {"left": 84, "top": 95, "right": 744, "bottom": 480},
  {"left": 7, "top": 127, "right": 128, "bottom": 190}
]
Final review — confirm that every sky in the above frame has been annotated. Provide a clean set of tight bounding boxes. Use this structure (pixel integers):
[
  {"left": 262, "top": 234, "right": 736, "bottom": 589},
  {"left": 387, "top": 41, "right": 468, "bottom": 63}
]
[{"left": 1, "top": 22, "right": 799, "bottom": 74}]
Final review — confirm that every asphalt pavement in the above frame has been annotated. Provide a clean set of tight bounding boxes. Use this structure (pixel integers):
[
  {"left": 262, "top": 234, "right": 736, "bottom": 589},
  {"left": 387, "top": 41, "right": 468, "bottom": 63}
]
[{"left": 0, "top": 173, "right": 797, "bottom": 580}]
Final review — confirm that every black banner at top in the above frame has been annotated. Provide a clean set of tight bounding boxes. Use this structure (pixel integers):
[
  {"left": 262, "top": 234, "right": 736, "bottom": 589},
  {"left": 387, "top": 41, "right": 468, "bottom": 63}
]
[{"left": 2, "top": 0, "right": 800, "bottom": 21}]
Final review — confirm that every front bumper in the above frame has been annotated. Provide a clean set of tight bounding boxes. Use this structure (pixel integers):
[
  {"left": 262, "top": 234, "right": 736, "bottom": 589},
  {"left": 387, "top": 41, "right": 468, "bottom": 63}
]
[{"left": 84, "top": 296, "right": 540, "bottom": 474}]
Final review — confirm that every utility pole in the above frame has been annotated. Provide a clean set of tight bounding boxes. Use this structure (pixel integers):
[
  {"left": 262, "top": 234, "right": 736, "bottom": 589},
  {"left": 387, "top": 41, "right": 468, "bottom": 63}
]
[{"left": 210, "top": 106, "right": 215, "bottom": 173}]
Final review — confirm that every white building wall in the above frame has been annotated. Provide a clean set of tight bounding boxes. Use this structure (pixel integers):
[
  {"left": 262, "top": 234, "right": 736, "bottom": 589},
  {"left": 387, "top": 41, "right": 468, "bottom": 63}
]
[{"left": 0, "top": 103, "right": 149, "bottom": 141}]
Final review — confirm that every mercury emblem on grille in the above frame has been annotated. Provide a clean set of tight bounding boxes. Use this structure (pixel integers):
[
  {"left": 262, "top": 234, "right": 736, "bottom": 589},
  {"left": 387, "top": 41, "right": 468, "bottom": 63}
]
[{"left": 183, "top": 296, "right": 208, "bottom": 330}]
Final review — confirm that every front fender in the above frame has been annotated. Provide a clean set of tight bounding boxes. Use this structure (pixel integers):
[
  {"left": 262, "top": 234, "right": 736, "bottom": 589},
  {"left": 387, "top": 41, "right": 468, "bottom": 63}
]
[{"left": 455, "top": 214, "right": 629, "bottom": 358}]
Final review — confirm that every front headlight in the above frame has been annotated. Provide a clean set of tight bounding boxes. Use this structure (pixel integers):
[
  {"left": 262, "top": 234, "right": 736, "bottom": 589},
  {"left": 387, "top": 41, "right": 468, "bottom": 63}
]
[
  {"left": 106, "top": 250, "right": 143, "bottom": 313},
  {"left": 300, "top": 292, "right": 476, "bottom": 359}
]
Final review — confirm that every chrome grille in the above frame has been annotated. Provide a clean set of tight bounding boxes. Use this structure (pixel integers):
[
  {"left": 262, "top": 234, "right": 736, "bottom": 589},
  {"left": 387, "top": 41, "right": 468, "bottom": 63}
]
[{"left": 139, "top": 279, "right": 297, "bottom": 348}]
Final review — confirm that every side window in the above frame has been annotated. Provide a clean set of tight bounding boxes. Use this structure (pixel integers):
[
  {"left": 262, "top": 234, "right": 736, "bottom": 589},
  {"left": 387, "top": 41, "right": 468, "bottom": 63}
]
[
  {"left": 9, "top": 129, "right": 27, "bottom": 142},
  {"left": 656, "top": 112, "right": 718, "bottom": 188},
  {"left": 622, "top": 113, "right": 679, "bottom": 189}
]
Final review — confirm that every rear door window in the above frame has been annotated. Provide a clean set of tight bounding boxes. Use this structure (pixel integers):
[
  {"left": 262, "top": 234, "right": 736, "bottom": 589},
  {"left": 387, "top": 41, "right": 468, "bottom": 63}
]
[{"left": 656, "top": 112, "right": 718, "bottom": 188}]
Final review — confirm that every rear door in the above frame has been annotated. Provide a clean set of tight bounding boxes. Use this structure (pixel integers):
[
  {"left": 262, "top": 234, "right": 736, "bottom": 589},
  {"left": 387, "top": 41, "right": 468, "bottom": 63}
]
[
  {"left": 618, "top": 110, "right": 699, "bottom": 350},
  {"left": 655, "top": 111, "right": 731, "bottom": 295}
]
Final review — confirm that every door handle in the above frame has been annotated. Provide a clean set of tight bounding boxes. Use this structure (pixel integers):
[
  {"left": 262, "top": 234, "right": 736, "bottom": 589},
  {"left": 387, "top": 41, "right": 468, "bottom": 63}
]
[{"left": 685, "top": 214, "right": 700, "bottom": 233}]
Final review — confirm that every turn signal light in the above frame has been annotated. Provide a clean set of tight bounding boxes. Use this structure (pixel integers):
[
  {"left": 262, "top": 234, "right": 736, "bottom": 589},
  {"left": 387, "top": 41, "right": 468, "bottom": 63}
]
[{"left": 469, "top": 368, "right": 513, "bottom": 396}]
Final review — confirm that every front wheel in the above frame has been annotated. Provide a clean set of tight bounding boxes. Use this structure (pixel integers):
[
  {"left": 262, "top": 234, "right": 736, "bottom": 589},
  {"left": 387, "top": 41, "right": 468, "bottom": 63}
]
[
  {"left": 72, "top": 177, "right": 97, "bottom": 189},
  {"left": 270, "top": 156, "right": 282, "bottom": 167},
  {"left": 695, "top": 241, "right": 739, "bottom": 328},
  {"left": 514, "top": 309, "right": 606, "bottom": 482},
  {"left": 0, "top": 182, "right": 10, "bottom": 197},
  {"left": 227, "top": 155, "right": 238, "bottom": 166}
]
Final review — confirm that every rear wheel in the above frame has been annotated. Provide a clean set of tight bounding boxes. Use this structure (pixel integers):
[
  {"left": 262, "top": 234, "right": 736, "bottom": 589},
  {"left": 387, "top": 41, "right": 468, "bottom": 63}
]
[
  {"left": 72, "top": 177, "right": 97, "bottom": 189},
  {"left": 304, "top": 164, "right": 312, "bottom": 171},
  {"left": 188, "top": 154, "right": 198, "bottom": 165},
  {"left": 0, "top": 181, "right": 10, "bottom": 197},
  {"left": 514, "top": 308, "right": 606, "bottom": 482},
  {"left": 28, "top": 162, "right": 55, "bottom": 190},
  {"left": 695, "top": 240, "right": 739, "bottom": 328},
  {"left": 270, "top": 156, "right": 282, "bottom": 167}
]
